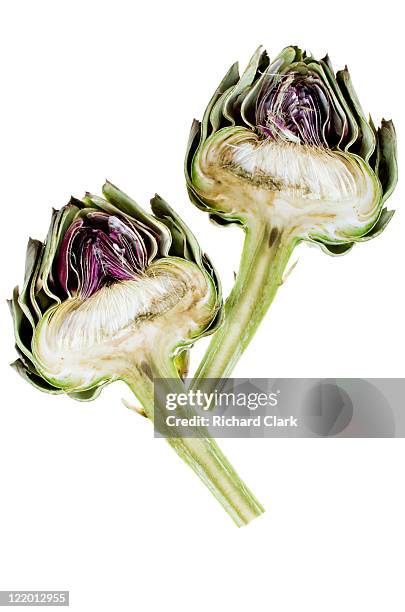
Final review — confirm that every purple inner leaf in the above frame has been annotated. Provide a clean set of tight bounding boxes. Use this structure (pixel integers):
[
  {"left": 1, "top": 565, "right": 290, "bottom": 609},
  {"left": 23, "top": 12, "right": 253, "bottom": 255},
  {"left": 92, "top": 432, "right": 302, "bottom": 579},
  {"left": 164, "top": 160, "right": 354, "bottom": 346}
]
[
  {"left": 57, "top": 212, "right": 150, "bottom": 299},
  {"left": 256, "top": 72, "right": 342, "bottom": 147}
]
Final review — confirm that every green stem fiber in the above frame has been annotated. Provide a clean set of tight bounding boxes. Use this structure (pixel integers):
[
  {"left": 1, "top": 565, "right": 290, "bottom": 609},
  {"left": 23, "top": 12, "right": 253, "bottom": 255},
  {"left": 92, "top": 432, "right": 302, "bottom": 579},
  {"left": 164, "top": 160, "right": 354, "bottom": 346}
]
[
  {"left": 126, "top": 356, "right": 264, "bottom": 527},
  {"left": 193, "top": 220, "right": 295, "bottom": 385}
]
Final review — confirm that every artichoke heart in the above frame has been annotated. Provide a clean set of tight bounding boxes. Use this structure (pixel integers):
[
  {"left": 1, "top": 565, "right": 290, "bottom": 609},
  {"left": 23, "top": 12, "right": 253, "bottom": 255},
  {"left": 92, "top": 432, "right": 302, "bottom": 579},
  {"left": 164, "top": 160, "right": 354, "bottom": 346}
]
[
  {"left": 193, "top": 127, "right": 382, "bottom": 242},
  {"left": 33, "top": 258, "right": 212, "bottom": 391}
]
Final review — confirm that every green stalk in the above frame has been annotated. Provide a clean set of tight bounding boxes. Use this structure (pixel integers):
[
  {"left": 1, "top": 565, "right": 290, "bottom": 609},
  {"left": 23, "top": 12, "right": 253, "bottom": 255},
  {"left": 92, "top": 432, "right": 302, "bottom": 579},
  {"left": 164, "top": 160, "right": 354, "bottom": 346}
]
[
  {"left": 125, "top": 355, "right": 264, "bottom": 527},
  {"left": 193, "top": 220, "right": 295, "bottom": 384}
]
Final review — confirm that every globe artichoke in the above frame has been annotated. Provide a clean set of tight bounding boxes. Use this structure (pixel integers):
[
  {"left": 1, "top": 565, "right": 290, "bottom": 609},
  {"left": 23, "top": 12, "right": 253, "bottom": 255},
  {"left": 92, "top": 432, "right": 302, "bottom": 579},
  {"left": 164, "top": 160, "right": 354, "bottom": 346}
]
[
  {"left": 10, "top": 181, "right": 263, "bottom": 526},
  {"left": 186, "top": 45, "right": 397, "bottom": 382}
]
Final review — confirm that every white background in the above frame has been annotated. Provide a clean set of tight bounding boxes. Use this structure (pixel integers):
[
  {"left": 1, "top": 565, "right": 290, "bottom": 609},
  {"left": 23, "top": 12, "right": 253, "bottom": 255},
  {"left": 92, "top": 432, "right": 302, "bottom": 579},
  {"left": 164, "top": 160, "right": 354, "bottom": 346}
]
[{"left": 0, "top": 1, "right": 404, "bottom": 610}]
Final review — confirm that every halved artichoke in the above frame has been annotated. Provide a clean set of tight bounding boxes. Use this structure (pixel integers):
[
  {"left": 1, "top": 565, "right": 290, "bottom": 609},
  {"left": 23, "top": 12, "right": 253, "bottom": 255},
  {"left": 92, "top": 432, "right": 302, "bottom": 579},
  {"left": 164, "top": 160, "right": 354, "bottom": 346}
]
[
  {"left": 10, "top": 181, "right": 222, "bottom": 398},
  {"left": 186, "top": 45, "right": 397, "bottom": 382},
  {"left": 10, "top": 181, "right": 264, "bottom": 527},
  {"left": 186, "top": 45, "right": 397, "bottom": 254}
]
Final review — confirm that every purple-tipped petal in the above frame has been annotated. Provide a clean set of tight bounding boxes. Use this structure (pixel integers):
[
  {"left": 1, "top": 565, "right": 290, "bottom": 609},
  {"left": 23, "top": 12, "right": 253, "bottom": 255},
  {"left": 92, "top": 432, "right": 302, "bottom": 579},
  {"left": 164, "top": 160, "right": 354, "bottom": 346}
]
[
  {"left": 57, "top": 212, "right": 150, "bottom": 299},
  {"left": 57, "top": 218, "right": 84, "bottom": 296},
  {"left": 256, "top": 72, "right": 342, "bottom": 147}
]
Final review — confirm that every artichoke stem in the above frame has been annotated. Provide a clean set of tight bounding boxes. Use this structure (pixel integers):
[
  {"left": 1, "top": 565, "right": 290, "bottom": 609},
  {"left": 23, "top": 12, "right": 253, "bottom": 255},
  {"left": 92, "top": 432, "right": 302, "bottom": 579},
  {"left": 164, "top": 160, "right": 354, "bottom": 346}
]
[
  {"left": 193, "top": 219, "right": 295, "bottom": 384},
  {"left": 125, "top": 357, "right": 264, "bottom": 527}
]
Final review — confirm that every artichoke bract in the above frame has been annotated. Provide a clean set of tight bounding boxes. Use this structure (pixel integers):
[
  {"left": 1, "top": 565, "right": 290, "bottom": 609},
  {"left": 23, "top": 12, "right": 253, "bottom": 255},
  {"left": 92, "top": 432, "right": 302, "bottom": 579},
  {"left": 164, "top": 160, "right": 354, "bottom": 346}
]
[
  {"left": 10, "top": 181, "right": 263, "bottom": 526},
  {"left": 186, "top": 45, "right": 398, "bottom": 381}
]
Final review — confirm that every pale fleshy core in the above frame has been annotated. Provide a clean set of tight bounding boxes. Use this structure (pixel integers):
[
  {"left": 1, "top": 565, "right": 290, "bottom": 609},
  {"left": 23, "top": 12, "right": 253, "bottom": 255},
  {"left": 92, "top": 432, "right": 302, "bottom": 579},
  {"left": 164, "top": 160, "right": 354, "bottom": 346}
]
[
  {"left": 193, "top": 126, "right": 381, "bottom": 242},
  {"left": 34, "top": 259, "right": 213, "bottom": 390}
]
